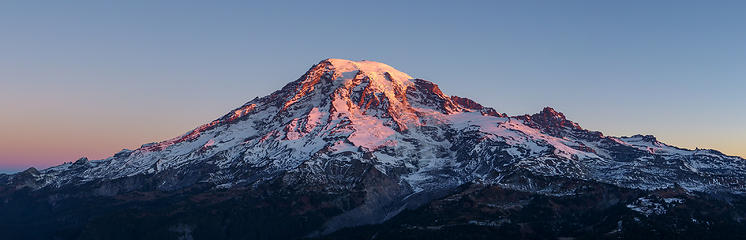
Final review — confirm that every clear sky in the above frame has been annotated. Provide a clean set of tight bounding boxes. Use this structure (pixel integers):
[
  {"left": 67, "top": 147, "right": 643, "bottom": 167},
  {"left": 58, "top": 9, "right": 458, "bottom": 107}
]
[{"left": 1, "top": 1, "right": 744, "bottom": 173}]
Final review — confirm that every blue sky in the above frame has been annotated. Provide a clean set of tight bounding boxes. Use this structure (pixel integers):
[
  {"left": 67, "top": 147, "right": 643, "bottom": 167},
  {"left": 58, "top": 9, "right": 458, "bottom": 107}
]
[{"left": 1, "top": 1, "right": 744, "bottom": 172}]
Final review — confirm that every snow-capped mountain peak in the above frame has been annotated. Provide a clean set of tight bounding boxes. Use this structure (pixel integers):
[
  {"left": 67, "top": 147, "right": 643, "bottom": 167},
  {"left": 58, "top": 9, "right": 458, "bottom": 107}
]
[
  {"left": 3, "top": 58, "right": 745, "bottom": 239},
  {"left": 6, "top": 58, "right": 745, "bottom": 197}
]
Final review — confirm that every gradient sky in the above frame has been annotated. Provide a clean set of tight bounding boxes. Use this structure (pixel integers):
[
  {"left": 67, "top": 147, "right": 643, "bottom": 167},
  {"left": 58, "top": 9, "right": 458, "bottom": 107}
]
[{"left": 1, "top": 1, "right": 744, "bottom": 173}]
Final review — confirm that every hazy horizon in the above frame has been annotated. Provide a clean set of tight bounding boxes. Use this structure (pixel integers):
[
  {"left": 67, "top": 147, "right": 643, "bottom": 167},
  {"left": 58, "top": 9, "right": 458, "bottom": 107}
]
[{"left": 1, "top": 1, "right": 745, "bottom": 172}]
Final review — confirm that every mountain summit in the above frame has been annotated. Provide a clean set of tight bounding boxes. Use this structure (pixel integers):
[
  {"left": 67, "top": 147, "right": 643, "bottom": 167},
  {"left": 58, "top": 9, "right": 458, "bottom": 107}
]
[{"left": 2, "top": 59, "right": 745, "bottom": 239}]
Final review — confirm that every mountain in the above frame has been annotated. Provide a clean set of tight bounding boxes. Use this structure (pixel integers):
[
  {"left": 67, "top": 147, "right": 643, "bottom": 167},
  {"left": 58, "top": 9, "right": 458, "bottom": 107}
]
[{"left": 1, "top": 59, "right": 745, "bottom": 239}]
